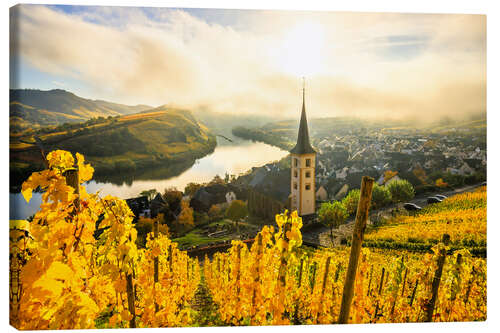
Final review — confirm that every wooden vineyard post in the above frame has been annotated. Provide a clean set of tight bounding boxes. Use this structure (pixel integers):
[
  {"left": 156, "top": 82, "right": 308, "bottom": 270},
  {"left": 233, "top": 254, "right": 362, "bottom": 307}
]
[
  {"left": 236, "top": 244, "right": 242, "bottom": 296},
  {"left": 378, "top": 267, "right": 386, "bottom": 295},
  {"left": 63, "top": 167, "right": 80, "bottom": 211},
  {"left": 401, "top": 268, "right": 408, "bottom": 297},
  {"left": 367, "top": 265, "right": 373, "bottom": 296},
  {"left": 310, "top": 262, "right": 318, "bottom": 291},
  {"left": 409, "top": 279, "right": 419, "bottom": 306},
  {"left": 373, "top": 267, "right": 386, "bottom": 321},
  {"left": 154, "top": 218, "right": 159, "bottom": 313},
  {"left": 321, "top": 257, "right": 332, "bottom": 296},
  {"left": 126, "top": 273, "right": 136, "bottom": 328},
  {"left": 334, "top": 262, "right": 343, "bottom": 283},
  {"left": 424, "top": 233, "right": 450, "bottom": 322},
  {"left": 297, "top": 257, "right": 304, "bottom": 288},
  {"left": 450, "top": 254, "right": 463, "bottom": 301},
  {"left": 168, "top": 244, "right": 173, "bottom": 272},
  {"left": 252, "top": 234, "right": 263, "bottom": 322},
  {"left": 338, "top": 176, "right": 374, "bottom": 324}
]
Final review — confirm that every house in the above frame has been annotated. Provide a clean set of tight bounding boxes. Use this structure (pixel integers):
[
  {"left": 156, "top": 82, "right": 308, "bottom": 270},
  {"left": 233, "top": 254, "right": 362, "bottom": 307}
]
[
  {"left": 334, "top": 184, "right": 349, "bottom": 200},
  {"left": 336, "top": 167, "right": 348, "bottom": 179},
  {"left": 125, "top": 196, "right": 150, "bottom": 220},
  {"left": 377, "top": 174, "right": 401, "bottom": 186},
  {"left": 225, "top": 191, "right": 237, "bottom": 204},
  {"left": 149, "top": 193, "right": 166, "bottom": 218},
  {"left": 316, "top": 186, "right": 328, "bottom": 201},
  {"left": 459, "top": 162, "right": 474, "bottom": 176}
]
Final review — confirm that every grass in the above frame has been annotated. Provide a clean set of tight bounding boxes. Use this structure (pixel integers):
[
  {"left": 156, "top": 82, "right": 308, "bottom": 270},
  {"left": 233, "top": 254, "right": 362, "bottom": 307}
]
[
  {"left": 173, "top": 231, "right": 231, "bottom": 248},
  {"left": 172, "top": 220, "right": 239, "bottom": 248}
]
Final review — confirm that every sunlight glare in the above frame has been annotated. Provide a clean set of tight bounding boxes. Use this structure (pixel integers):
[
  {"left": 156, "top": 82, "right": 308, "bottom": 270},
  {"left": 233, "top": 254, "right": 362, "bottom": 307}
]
[{"left": 278, "top": 21, "right": 326, "bottom": 76}]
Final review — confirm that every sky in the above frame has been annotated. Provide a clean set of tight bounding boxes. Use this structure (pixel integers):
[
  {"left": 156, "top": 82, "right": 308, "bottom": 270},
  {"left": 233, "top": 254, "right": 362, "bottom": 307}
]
[{"left": 9, "top": 4, "right": 486, "bottom": 120}]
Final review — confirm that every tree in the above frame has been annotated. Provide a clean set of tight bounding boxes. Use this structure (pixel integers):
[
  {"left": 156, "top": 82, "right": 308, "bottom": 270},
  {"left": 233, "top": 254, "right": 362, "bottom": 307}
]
[
  {"left": 208, "top": 204, "right": 222, "bottom": 222},
  {"left": 318, "top": 201, "right": 348, "bottom": 246},
  {"left": 226, "top": 200, "right": 248, "bottom": 235},
  {"left": 342, "top": 189, "right": 360, "bottom": 215},
  {"left": 139, "top": 189, "right": 158, "bottom": 201},
  {"left": 209, "top": 174, "right": 225, "bottom": 185},
  {"left": 135, "top": 213, "right": 168, "bottom": 248},
  {"left": 162, "top": 187, "right": 183, "bottom": 219},
  {"left": 184, "top": 182, "right": 202, "bottom": 197},
  {"left": 387, "top": 179, "right": 415, "bottom": 203},
  {"left": 226, "top": 200, "right": 248, "bottom": 221},
  {"left": 176, "top": 200, "right": 194, "bottom": 231},
  {"left": 371, "top": 183, "right": 392, "bottom": 210},
  {"left": 435, "top": 178, "right": 449, "bottom": 188},
  {"left": 412, "top": 166, "right": 428, "bottom": 185},
  {"left": 383, "top": 170, "right": 398, "bottom": 184}
]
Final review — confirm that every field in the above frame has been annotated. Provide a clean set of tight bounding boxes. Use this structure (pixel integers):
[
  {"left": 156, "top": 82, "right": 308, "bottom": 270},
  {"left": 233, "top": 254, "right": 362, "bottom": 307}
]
[{"left": 10, "top": 152, "right": 487, "bottom": 329}]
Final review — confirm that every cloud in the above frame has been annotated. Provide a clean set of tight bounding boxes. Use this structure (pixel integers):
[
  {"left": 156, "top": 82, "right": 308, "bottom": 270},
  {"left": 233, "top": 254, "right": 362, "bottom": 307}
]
[
  {"left": 10, "top": 5, "right": 485, "bottom": 121},
  {"left": 51, "top": 80, "right": 66, "bottom": 87}
]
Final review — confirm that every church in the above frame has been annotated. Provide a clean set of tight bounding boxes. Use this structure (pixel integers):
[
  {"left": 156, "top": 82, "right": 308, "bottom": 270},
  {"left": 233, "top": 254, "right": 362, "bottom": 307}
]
[{"left": 290, "top": 83, "right": 316, "bottom": 217}]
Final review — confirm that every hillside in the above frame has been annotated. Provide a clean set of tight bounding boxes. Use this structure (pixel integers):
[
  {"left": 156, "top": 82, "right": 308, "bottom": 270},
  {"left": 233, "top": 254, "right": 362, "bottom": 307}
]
[
  {"left": 10, "top": 106, "right": 216, "bottom": 189},
  {"left": 10, "top": 89, "right": 152, "bottom": 130},
  {"left": 363, "top": 186, "right": 486, "bottom": 256}
]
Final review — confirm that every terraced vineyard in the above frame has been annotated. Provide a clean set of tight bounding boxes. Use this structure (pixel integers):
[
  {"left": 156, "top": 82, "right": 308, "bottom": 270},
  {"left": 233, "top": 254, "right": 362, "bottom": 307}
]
[{"left": 363, "top": 187, "right": 486, "bottom": 256}]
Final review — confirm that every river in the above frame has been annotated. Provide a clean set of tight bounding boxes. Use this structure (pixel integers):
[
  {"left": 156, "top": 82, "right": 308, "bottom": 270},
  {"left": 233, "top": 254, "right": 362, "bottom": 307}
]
[{"left": 9, "top": 136, "right": 289, "bottom": 220}]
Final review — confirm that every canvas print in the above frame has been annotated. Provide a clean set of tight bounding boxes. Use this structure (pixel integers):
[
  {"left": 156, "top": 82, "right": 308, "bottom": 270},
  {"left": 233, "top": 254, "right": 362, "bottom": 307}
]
[{"left": 9, "top": 4, "right": 486, "bottom": 329}]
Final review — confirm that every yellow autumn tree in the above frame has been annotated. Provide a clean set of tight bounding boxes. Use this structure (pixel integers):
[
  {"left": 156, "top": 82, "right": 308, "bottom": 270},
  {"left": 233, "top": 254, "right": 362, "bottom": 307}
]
[
  {"left": 436, "top": 178, "right": 449, "bottom": 188},
  {"left": 177, "top": 200, "right": 194, "bottom": 228}
]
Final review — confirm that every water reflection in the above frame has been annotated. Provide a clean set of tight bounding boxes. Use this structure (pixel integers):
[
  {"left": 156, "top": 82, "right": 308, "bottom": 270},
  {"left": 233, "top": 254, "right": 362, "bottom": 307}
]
[{"left": 10, "top": 138, "right": 289, "bottom": 219}]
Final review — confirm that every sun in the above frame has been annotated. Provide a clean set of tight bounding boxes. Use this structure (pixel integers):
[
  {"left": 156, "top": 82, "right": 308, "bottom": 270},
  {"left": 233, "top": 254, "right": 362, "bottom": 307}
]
[{"left": 277, "top": 21, "right": 327, "bottom": 77}]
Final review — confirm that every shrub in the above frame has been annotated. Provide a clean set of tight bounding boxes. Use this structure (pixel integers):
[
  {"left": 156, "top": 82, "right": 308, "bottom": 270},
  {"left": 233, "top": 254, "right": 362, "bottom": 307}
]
[
  {"left": 208, "top": 205, "right": 222, "bottom": 221},
  {"left": 318, "top": 201, "right": 349, "bottom": 245},
  {"left": 371, "top": 183, "right": 392, "bottom": 209},
  {"left": 387, "top": 179, "right": 415, "bottom": 203},
  {"left": 226, "top": 200, "right": 248, "bottom": 221},
  {"left": 342, "top": 189, "right": 360, "bottom": 215}
]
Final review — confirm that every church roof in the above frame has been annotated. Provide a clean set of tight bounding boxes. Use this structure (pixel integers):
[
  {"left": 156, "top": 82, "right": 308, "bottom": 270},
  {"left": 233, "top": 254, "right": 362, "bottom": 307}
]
[{"left": 290, "top": 85, "right": 316, "bottom": 155}]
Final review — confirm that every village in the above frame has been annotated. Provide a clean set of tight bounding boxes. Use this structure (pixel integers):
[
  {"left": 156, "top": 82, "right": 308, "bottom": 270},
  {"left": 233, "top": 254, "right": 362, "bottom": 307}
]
[{"left": 125, "top": 96, "right": 486, "bottom": 255}]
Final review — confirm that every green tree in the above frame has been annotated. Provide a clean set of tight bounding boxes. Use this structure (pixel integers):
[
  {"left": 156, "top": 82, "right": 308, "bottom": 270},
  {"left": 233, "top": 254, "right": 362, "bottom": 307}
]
[
  {"left": 342, "top": 189, "right": 360, "bottom": 215},
  {"left": 184, "top": 182, "right": 202, "bottom": 197},
  {"left": 163, "top": 187, "right": 183, "bottom": 211},
  {"left": 318, "top": 201, "right": 348, "bottom": 246},
  {"left": 226, "top": 200, "right": 248, "bottom": 221},
  {"left": 226, "top": 200, "right": 248, "bottom": 233},
  {"left": 139, "top": 189, "right": 158, "bottom": 201},
  {"left": 387, "top": 179, "right": 415, "bottom": 203},
  {"left": 371, "top": 183, "right": 392, "bottom": 209}
]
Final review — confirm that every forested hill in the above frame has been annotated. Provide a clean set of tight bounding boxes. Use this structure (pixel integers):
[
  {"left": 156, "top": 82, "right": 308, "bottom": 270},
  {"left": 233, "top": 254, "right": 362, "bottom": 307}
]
[
  {"left": 10, "top": 107, "right": 216, "bottom": 189},
  {"left": 10, "top": 89, "right": 152, "bottom": 130}
]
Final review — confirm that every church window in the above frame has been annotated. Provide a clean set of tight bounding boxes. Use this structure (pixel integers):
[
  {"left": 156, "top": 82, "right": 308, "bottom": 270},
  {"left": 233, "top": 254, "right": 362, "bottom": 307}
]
[
  {"left": 305, "top": 184, "right": 311, "bottom": 190},
  {"left": 306, "top": 158, "right": 311, "bottom": 167},
  {"left": 294, "top": 158, "right": 298, "bottom": 167},
  {"left": 294, "top": 170, "right": 298, "bottom": 177},
  {"left": 306, "top": 171, "right": 311, "bottom": 178},
  {"left": 293, "top": 182, "right": 297, "bottom": 190}
]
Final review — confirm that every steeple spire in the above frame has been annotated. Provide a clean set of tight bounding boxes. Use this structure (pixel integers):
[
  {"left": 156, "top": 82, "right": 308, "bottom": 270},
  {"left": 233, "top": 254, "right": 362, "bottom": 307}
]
[
  {"left": 290, "top": 78, "right": 316, "bottom": 155},
  {"left": 302, "top": 76, "right": 305, "bottom": 112}
]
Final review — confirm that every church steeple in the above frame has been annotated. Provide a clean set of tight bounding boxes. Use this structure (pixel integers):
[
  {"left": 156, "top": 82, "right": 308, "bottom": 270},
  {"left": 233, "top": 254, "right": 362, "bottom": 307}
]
[{"left": 290, "top": 78, "right": 316, "bottom": 154}]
